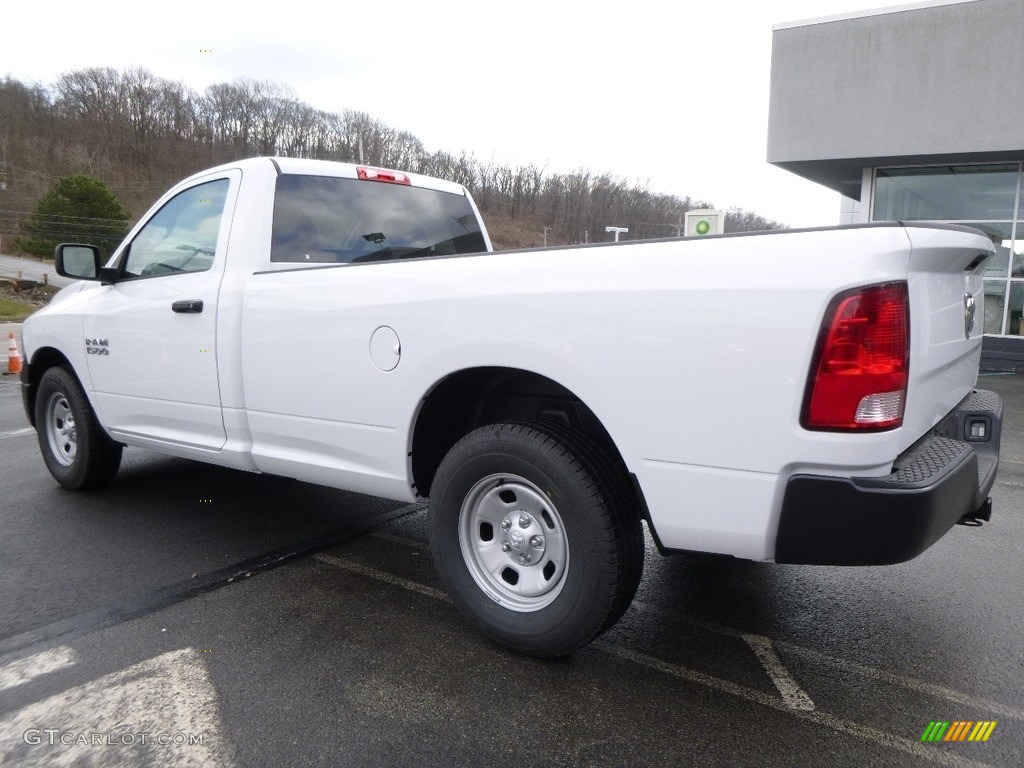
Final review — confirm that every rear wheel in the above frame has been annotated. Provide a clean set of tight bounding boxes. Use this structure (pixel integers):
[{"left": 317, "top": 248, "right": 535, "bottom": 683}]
[
  {"left": 429, "top": 421, "right": 643, "bottom": 657},
  {"left": 35, "top": 366, "right": 122, "bottom": 490}
]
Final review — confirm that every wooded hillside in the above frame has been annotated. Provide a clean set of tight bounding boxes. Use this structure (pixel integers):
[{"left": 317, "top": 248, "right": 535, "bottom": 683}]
[{"left": 0, "top": 68, "right": 784, "bottom": 252}]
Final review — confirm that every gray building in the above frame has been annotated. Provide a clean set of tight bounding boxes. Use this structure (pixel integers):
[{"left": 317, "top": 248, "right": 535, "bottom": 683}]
[{"left": 767, "top": 0, "right": 1024, "bottom": 370}]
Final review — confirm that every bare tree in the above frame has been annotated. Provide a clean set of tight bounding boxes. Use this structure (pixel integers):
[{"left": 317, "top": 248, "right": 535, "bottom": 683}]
[{"left": 0, "top": 67, "right": 787, "bottom": 256}]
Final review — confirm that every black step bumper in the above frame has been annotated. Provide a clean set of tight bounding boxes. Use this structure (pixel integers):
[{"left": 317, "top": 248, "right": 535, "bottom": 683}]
[{"left": 775, "top": 389, "right": 1002, "bottom": 566}]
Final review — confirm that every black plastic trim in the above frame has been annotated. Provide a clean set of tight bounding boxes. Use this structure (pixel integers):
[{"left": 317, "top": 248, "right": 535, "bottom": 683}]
[
  {"left": 171, "top": 299, "right": 204, "bottom": 314},
  {"left": 252, "top": 247, "right": 494, "bottom": 276},
  {"left": 20, "top": 357, "right": 33, "bottom": 426},
  {"left": 775, "top": 389, "right": 1002, "bottom": 566},
  {"left": 629, "top": 472, "right": 670, "bottom": 555}
]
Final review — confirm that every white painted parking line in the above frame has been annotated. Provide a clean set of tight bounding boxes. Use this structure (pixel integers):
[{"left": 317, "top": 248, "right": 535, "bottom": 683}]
[
  {"left": 0, "top": 427, "right": 33, "bottom": 440},
  {"left": 371, "top": 531, "right": 429, "bottom": 550},
  {"left": 774, "top": 638, "right": 1024, "bottom": 723},
  {"left": 742, "top": 634, "right": 815, "bottom": 711},
  {"left": 316, "top": 553, "right": 997, "bottom": 768},
  {"left": 595, "top": 642, "right": 994, "bottom": 768},
  {"left": 369, "top": 530, "right": 1024, "bottom": 723},
  {"left": 0, "top": 646, "right": 77, "bottom": 692},
  {"left": 627, "top": 596, "right": 1024, "bottom": 722},
  {"left": 314, "top": 553, "right": 450, "bottom": 603},
  {"left": 363, "top": 532, "right": 1024, "bottom": 720},
  {"left": 0, "top": 648, "right": 234, "bottom": 768}
]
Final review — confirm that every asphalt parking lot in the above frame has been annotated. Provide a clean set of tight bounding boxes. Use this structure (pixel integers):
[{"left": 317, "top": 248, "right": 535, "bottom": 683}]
[{"left": 0, "top": 369, "right": 1022, "bottom": 768}]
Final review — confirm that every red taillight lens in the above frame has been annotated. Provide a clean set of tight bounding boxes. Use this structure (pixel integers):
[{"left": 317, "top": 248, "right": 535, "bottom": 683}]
[
  {"left": 357, "top": 166, "right": 411, "bottom": 185},
  {"left": 803, "top": 282, "right": 909, "bottom": 431}
]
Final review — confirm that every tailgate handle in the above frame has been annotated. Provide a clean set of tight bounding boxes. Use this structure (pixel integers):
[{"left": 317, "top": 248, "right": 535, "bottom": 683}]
[
  {"left": 171, "top": 300, "right": 204, "bottom": 314},
  {"left": 964, "top": 253, "right": 989, "bottom": 272}
]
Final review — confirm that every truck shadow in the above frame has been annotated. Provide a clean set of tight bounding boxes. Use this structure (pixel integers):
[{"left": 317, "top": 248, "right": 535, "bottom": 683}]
[{"left": 2, "top": 450, "right": 405, "bottom": 643}]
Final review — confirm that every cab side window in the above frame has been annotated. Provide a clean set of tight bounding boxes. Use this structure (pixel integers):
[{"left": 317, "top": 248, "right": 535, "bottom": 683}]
[{"left": 122, "top": 179, "right": 229, "bottom": 279}]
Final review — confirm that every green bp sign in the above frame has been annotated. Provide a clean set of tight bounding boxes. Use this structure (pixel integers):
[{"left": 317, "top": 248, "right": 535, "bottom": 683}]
[{"left": 684, "top": 210, "right": 725, "bottom": 237}]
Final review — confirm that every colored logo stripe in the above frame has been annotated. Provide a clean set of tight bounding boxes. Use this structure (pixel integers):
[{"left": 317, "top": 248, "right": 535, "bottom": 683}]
[
  {"left": 944, "top": 721, "right": 973, "bottom": 741},
  {"left": 968, "top": 721, "right": 997, "bottom": 742},
  {"left": 921, "top": 721, "right": 996, "bottom": 742}
]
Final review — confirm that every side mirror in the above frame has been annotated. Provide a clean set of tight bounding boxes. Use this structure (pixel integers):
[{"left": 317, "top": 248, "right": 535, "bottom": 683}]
[{"left": 55, "top": 243, "right": 101, "bottom": 280}]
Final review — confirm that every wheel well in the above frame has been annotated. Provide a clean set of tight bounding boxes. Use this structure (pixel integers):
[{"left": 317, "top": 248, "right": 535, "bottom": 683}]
[
  {"left": 410, "top": 367, "right": 628, "bottom": 499},
  {"left": 23, "top": 347, "right": 73, "bottom": 427}
]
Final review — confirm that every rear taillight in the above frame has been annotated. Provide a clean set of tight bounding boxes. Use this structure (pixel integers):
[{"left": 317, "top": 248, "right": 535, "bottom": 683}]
[
  {"left": 803, "top": 282, "right": 909, "bottom": 431},
  {"left": 357, "top": 166, "right": 411, "bottom": 185}
]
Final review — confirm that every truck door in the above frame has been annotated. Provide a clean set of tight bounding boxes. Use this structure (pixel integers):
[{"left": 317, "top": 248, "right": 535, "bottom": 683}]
[{"left": 82, "top": 170, "right": 240, "bottom": 450}]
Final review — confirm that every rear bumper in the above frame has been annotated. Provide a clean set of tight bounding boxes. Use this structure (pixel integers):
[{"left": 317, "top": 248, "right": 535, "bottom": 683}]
[{"left": 775, "top": 389, "right": 1002, "bottom": 565}]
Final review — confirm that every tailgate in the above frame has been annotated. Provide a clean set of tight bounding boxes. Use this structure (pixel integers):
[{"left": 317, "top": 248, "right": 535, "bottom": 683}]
[{"left": 901, "top": 224, "right": 994, "bottom": 450}]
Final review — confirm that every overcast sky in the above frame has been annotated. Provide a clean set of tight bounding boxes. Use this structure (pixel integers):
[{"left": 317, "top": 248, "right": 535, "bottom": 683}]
[{"left": 5, "top": 0, "right": 932, "bottom": 228}]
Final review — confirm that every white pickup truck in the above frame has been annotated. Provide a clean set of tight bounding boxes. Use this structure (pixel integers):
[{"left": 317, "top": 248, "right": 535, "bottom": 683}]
[{"left": 20, "top": 157, "right": 1003, "bottom": 657}]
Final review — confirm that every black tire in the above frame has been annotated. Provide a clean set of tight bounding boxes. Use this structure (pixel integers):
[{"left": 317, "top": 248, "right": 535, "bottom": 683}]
[
  {"left": 429, "top": 421, "right": 643, "bottom": 657},
  {"left": 34, "top": 366, "right": 122, "bottom": 490}
]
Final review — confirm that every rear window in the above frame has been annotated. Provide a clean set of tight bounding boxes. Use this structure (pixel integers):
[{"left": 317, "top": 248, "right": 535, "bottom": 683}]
[{"left": 270, "top": 174, "right": 486, "bottom": 264}]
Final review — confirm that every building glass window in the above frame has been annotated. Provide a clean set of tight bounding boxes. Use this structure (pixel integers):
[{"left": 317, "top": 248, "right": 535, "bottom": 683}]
[
  {"left": 1012, "top": 239, "right": 1024, "bottom": 278},
  {"left": 874, "top": 164, "right": 1018, "bottom": 221},
  {"left": 872, "top": 163, "right": 1023, "bottom": 335},
  {"left": 979, "top": 223, "right": 1013, "bottom": 279},
  {"left": 1009, "top": 281, "right": 1024, "bottom": 337},
  {"left": 983, "top": 280, "right": 1008, "bottom": 335}
]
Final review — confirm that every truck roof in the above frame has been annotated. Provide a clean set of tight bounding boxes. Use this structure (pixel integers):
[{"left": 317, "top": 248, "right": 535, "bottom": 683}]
[{"left": 177, "top": 156, "right": 469, "bottom": 197}]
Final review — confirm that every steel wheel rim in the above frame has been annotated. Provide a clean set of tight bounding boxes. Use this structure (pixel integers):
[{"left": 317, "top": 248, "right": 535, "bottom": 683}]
[
  {"left": 458, "top": 473, "right": 569, "bottom": 612},
  {"left": 45, "top": 391, "right": 77, "bottom": 467}
]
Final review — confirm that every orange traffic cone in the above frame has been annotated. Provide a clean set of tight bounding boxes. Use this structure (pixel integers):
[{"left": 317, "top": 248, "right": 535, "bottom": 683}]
[{"left": 6, "top": 332, "right": 22, "bottom": 375}]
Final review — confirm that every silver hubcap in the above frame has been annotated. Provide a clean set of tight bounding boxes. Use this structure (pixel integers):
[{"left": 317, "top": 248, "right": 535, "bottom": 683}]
[
  {"left": 458, "top": 473, "right": 569, "bottom": 611},
  {"left": 45, "top": 392, "right": 77, "bottom": 467}
]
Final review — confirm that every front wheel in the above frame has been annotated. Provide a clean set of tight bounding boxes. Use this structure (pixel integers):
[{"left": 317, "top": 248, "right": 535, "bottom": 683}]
[
  {"left": 429, "top": 421, "right": 643, "bottom": 657},
  {"left": 35, "top": 366, "right": 122, "bottom": 490}
]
